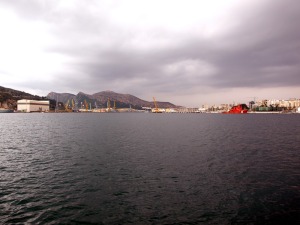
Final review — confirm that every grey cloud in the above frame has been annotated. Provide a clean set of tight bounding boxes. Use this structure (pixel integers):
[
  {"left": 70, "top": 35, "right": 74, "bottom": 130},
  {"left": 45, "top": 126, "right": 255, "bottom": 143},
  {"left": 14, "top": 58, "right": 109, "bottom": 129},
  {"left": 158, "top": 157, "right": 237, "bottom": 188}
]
[
  {"left": 56, "top": 0, "right": 300, "bottom": 98},
  {"left": 1, "top": 0, "right": 299, "bottom": 104},
  {"left": 208, "top": 0, "right": 300, "bottom": 87}
]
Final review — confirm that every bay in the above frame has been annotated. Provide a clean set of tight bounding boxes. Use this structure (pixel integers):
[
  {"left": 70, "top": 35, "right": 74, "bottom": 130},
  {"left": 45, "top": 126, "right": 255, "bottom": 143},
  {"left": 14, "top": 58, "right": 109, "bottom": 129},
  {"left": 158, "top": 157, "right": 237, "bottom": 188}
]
[{"left": 0, "top": 113, "right": 299, "bottom": 224}]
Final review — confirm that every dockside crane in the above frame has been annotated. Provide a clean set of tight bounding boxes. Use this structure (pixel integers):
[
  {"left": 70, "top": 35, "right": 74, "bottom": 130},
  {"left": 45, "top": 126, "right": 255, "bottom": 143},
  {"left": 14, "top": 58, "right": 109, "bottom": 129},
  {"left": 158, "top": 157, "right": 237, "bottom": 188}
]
[
  {"left": 152, "top": 97, "right": 161, "bottom": 113},
  {"left": 84, "top": 99, "right": 89, "bottom": 111},
  {"left": 107, "top": 98, "right": 111, "bottom": 109},
  {"left": 65, "top": 100, "right": 72, "bottom": 112},
  {"left": 72, "top": 99, "right": 75, "bottom": 110}
]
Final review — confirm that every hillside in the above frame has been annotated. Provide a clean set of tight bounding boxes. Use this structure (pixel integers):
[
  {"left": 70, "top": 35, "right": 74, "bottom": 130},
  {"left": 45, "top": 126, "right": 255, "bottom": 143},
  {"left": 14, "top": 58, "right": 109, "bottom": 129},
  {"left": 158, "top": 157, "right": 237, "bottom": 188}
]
[
  {"left": 0, "top": 86, "right": 177, "bottom": 110},
  {"left": 0, "top": 86, "right": 47, "bottom": 109},
  {"left": 47, "top": 92, "right": 76, "bottom": 104},
  {"left": 47, "top": 90, "right": 177, "bottom": 109}
]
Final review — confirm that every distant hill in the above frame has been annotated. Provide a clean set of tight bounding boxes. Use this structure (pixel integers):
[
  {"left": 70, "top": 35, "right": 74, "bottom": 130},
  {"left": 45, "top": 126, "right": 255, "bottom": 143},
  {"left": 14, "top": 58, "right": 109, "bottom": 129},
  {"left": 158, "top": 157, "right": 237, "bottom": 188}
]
[
  {"left": 0, "top": 86, "right": 177, "bottom": 110},
  {"left": 47, "top": 90, "right": 177, "bottom": 109},
  {"left": 47, "top": 92, "right": 76, "bottom": 104},
  {"left": 0, "top": 86, "right": 47, "bottom": 109}
]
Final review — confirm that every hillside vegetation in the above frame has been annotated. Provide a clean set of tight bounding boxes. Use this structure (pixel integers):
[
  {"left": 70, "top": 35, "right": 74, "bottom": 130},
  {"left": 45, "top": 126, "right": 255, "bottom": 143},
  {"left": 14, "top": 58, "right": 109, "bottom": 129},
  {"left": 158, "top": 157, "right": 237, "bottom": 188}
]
[{"left": 0, "top": 86, "right": 47, "bottom": 109}]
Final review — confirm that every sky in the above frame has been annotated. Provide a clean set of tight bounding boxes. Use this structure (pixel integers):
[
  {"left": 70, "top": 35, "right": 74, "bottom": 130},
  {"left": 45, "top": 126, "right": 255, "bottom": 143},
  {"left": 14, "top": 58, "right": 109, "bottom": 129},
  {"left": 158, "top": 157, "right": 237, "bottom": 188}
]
[{"left": 1, "top": 0, "right": 300, "bottom": 107}]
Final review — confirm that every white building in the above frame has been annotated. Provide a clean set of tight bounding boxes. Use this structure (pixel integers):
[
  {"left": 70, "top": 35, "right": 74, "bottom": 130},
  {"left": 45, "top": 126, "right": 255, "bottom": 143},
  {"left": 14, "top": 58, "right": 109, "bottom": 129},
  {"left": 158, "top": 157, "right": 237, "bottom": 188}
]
[{"left": 17, "top": 99, "right": 50, "bottom": 112}]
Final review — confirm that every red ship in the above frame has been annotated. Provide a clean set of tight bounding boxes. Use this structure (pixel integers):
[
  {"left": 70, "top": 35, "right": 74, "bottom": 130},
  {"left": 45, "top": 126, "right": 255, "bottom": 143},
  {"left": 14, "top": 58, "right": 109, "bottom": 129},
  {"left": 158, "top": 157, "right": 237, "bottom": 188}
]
[{"left": 223, "top": 104, "right": 249, "bottom": 114}]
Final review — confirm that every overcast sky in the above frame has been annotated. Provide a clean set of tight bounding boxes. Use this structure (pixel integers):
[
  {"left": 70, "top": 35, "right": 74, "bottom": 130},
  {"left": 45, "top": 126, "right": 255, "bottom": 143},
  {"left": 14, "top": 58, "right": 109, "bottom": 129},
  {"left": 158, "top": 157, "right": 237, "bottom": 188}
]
[{"left": 1, "top": 0, "right": 299, "bottom": 107}]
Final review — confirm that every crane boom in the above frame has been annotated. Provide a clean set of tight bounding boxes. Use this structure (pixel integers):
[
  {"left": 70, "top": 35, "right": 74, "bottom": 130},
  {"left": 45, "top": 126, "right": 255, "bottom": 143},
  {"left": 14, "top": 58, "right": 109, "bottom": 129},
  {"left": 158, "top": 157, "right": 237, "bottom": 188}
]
[
  {"left": 153, "top": 97, "right": 161, "bottom": 113},
  {"left": 72, "top": 99, "right": 75, "bottom": 109},
  {"left": 84, "top": 100, "right": 89, "bottom": 111},
  {"left": 107, "top": 98, "right": 111, "bottom": 109}
]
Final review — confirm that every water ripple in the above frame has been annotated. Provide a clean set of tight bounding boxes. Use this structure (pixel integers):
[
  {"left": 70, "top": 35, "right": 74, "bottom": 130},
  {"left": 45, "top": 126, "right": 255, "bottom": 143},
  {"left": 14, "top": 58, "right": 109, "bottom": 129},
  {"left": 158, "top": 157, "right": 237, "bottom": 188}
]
[{"left": 0, "top": 113, "right": 299, "bottom": 224}]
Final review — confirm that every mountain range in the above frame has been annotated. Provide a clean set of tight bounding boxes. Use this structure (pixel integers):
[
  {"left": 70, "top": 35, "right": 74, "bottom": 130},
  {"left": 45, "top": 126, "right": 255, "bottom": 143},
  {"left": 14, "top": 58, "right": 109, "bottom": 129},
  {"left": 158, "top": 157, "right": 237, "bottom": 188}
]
[
  {"left": 0, "top": 85, "right": 178, "bottom": 110},
  {"left": 47, "top": 90, "right": 177, "bottom": 109}
]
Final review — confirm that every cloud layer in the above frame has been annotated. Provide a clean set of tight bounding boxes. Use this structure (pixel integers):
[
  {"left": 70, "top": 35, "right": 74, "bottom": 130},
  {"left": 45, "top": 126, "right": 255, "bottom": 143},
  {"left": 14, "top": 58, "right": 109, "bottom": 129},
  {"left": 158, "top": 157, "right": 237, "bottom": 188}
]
[{"left": 1, "top": 0, "right": 299, "bottom": 106}]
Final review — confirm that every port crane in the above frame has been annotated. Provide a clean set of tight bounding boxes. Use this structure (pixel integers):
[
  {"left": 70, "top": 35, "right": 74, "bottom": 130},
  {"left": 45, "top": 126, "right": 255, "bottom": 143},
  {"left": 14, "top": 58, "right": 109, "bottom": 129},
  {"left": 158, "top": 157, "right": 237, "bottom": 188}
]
[
  {"left": 152, "top": 97, "right": 161, "bottom": 113},
  {"left": 64, "top": 100, "right": 69, "bottom": 110},
  {"left": 72, "top": 99, "right": 75, "bottom": 110},
  {"left": 84, "top": 100, "right": 89, "bottom": 111},
  {"left": 107, "top": 98, "right": 111, "bottom": 108},
  {"left": 65, "top": 100, "right": 72, "bottom": 112}
]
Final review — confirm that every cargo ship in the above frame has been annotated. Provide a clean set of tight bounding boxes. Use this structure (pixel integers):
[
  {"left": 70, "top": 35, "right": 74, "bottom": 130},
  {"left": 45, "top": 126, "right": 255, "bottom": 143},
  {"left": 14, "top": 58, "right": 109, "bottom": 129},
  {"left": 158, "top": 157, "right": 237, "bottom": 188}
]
[{"left": 223, "top": 104, "right": 249, "bottom": 114}]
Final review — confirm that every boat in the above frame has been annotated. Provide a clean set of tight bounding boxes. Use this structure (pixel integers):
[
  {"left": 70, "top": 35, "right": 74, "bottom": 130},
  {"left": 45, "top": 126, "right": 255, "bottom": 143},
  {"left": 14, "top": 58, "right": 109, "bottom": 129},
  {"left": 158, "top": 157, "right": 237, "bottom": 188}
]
[
  {"left": 222, "top": 104, "right": 249, "bottom": 114},
  {"left": 0, "top": 108, "right": 14, "bottom": 113}
]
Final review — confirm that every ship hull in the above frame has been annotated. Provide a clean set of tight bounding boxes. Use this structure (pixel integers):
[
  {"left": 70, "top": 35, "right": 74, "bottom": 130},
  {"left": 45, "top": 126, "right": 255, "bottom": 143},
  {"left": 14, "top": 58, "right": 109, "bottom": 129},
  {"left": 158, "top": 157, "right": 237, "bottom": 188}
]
[
  {"left": 223, "top": 110, "right": 248, "bottom": 114},
  {"left": 0, "top": 109, "right": 14, "bottom": 113},
  {"left": 222, "top": 104, "right": 249, "bottom": 114}
]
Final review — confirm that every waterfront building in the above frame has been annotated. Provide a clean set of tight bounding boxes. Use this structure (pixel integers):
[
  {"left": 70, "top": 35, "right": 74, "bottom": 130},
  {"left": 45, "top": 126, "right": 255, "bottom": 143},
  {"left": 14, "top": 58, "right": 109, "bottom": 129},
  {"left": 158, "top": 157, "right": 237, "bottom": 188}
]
[
  {"left": 17, "top": 99, "right": 50, "bottom": 112},
  {"left": 202, "top": 104, "right": 209, "bottom": 110},
  {"left": 165, "top": 108, "right": 177, "bottom": 113},
  {"left": 287, "top": 98, "right": 300, "bottom": 109},
  {"left": 198, "top": 107, "right": 207, "bottom": 113},
  {"left": 151, "top": 108, "right": 165, "bottom": 113}
]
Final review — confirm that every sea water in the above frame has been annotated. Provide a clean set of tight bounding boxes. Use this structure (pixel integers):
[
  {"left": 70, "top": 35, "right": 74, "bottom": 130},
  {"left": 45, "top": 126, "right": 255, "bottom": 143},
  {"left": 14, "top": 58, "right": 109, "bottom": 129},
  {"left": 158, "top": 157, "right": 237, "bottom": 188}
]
[{"left": 0, "top": 113, "right": 299, "bottom": 224}]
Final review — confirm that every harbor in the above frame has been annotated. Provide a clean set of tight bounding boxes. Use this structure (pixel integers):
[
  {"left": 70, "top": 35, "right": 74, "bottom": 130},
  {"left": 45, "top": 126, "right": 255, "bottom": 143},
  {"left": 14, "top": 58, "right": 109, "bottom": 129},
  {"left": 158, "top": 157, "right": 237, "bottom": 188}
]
[
  {"left": 1, "top": 1, "right": 300, "bottom": 224},
  {"left": 9, "top": 98, "right": 300, "bottom": 114}
]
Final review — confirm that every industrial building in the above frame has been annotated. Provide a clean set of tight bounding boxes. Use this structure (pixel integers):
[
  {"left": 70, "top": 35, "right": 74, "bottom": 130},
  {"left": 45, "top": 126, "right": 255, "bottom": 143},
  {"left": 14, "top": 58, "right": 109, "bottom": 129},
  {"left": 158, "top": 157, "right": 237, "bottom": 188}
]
[{"left": 17, "top": 99, "right": 50, "bottom": 112}]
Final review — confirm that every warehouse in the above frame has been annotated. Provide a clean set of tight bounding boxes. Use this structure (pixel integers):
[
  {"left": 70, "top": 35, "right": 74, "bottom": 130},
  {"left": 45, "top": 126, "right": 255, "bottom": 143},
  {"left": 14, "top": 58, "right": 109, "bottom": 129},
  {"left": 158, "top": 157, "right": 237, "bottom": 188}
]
[{"left": 17, "top": 99, "right": 50, "bottom": 112}]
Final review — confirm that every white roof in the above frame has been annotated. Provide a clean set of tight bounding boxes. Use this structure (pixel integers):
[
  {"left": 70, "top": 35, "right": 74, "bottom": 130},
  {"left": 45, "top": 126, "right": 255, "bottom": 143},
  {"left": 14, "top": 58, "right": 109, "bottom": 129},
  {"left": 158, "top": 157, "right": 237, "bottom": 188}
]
[{"left": 17, "top": 99, "right": 49, "bottom": 104}]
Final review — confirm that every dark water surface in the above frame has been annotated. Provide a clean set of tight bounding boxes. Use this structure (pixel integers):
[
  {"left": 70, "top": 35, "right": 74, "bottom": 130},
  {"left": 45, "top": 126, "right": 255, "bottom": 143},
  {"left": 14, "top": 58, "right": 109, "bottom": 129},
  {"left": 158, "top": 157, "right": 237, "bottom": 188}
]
[{"left": 0, "top": 113, "right": 299, "bottom": 224}]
